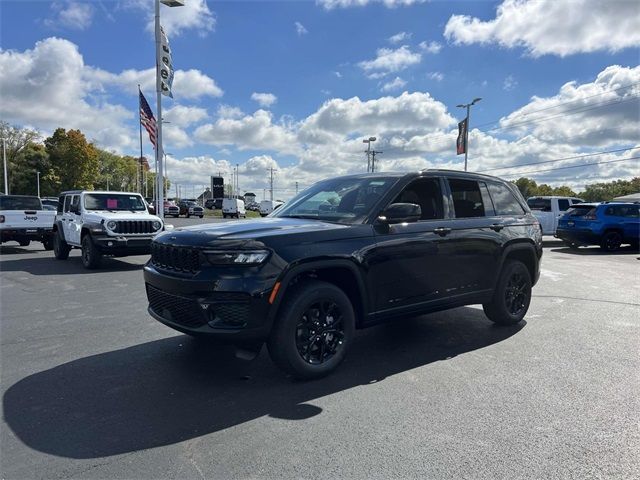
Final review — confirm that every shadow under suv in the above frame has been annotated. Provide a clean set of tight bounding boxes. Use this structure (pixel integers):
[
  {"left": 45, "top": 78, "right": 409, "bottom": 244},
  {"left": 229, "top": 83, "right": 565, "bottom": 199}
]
[{"left": 144, "top": 170, "right": 542, "bottom": 379}]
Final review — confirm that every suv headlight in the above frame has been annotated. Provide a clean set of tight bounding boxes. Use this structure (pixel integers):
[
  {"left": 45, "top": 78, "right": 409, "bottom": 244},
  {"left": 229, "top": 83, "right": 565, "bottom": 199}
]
[
  {"left": 106, "top": 220, "right": 117, "bottom": 230},
  {"left": 204, "top": 250, "right": 269, "bottom": 265},
  {"left": 152, "top": 220, "right": 162, "bottom": 230}
]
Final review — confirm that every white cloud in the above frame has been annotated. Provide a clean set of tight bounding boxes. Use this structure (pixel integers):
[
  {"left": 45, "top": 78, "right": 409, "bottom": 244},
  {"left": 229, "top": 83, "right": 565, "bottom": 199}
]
[
  {"left": 427, "top": 71, "right": 444, "bottom": 82},
  {"left": 358, "top": 45, "right": 421, "bottom": 77},
  {"left": 419, "top": 41, "right": 442, "bottom": 54},
  {"left": 217, "top": 105, "right": 244, "bottom": 119},
  {"left": 295, "top": 21, "right": 308, "bottom": 36},
  {"left": 444, "top": 0, "right": 640, "bottom": 57},
  {"left": 380, "top": 76, "right": 407, "bottom": 92},
  {"left": 251, "top": 92, "right": 278, "bottom": 108},
  {"left": 318, "top": 0, "right": 426, "bottom": 9},
  {"left": 44, "top": 1, "right": 94, "bottom": 30},
  {"left": 163, "top": 105, "right": 208, "bottom": 127},
  {"left": 503, "top": 74, "right": 518, "bottom": 91},
  {"left": 124, "top": 0, "right": 216, "bottom": 37},
  {"left": 388, "top": 32, "right": 412, "bottom": 44},
  {"left": 333, "top": 71, "right": 343, "bottom": 78}
]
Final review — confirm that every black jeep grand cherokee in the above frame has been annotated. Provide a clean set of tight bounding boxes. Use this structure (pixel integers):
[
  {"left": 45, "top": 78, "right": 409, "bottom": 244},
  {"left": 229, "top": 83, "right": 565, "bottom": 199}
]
[{"left": 144, "top": 170, "right": 542, "bottom": 378}]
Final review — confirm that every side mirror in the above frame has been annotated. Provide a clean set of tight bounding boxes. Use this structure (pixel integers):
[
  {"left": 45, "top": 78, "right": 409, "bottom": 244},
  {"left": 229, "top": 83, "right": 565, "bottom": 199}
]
[{"left": 378, "top": 203, "right": 421, "bottom": 224}]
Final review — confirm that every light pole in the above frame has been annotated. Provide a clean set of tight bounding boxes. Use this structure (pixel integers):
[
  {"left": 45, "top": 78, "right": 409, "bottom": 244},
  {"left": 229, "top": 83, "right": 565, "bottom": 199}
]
[
  {"left": 456, "top": 97, "right": 482, "bottom": 172},
  {"left": 2, "top": 137, "right": 7, "bottom": 194},
  {"left": 155, "top": 0, "right": 184, "bottom": 218},
  {"left": 163, "top": 151, "right": 173, "bottom": 202},
  {"left": 36, "top": 171, "right": 40, "bottom": 197},
  {"left": 363, "top": 137, "right": 376, "bottom": 172}
]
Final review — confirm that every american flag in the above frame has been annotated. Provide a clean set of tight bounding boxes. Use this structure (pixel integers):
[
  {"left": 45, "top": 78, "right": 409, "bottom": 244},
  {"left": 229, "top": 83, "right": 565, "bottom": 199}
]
[{"left": 139, "top": 90, "right": 157, "bottom": 149}]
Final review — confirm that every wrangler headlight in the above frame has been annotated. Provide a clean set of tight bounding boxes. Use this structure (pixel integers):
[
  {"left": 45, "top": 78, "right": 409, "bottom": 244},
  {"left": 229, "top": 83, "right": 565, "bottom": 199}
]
[
  {"left": 152, "top": 220, "right": 162, "bottom": 230},
  {"left": 106, "top": 220, "right": 117, "bottom": 230},
  {"left": 204, "top": 250, "right": 269, "bottom": 265}
]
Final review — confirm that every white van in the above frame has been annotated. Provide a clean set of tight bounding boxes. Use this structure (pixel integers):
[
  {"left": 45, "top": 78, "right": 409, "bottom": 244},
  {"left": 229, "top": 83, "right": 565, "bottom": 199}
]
[
  {"left": 259, "top": 200, "right": 284, "bottom": 217},
  {"left": 222, "top": 198, "right": 246, "bottom": 219}
]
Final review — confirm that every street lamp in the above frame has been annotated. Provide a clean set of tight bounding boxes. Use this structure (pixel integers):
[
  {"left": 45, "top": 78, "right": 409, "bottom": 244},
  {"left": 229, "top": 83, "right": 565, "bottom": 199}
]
[
  {"left": 363, "top": 137, "right": 376, "bottom": 172},
  {"left": 154, "top": 0, "right": 184, "bottom": 219},
  {"left": 36, "top": 171, "right": 40, "bottom": 198},
  {"left": 456, "top": 97, "right": 482, "bottom": 172},
  {"left": 1, "top": 137, "right": 7, "bottom": 194}
]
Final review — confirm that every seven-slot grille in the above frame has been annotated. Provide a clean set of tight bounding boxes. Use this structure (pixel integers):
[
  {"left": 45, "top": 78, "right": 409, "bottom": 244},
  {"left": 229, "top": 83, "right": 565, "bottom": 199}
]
[
  {"left": 113, "top": 220, "right": 155, "bottom": 234},
  {"left": 151, "top": 243, "right": 201, "bottom": 273}
]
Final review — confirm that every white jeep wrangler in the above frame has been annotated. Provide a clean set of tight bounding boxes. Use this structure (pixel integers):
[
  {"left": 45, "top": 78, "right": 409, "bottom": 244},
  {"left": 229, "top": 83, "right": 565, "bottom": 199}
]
[{"left": 52, "top": 190, "right": 165, "bottom": 269}]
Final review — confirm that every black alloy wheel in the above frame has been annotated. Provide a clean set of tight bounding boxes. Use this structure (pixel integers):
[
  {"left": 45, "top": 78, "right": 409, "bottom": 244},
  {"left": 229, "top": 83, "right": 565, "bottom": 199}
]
[
  {"left": 268, "top": 280, "right": 355, "bottom": 379},
  {"left": 53, "top": 231, "right": 70, "bottom": 260},
  {"left": 600, "top": 231, "right": 622, "bottom": 252},
  {"left": 504, "top": 271, "right": 528, "bottom": 317},
  {"left": 483, "top": 259, "right": 531, "bottom": 325},
  {"left": 295, "top": 300, "right": 345, "bottom": 365},
  {"left": 81, "top": 235, "right": 102, "bottom": 269}
]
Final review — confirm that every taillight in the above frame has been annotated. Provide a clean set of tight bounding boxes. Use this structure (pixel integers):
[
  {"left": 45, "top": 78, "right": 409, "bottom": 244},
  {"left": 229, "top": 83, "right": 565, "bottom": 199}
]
[
  {"left": 0, "top": 215, "right": 4, "bottom": 223},
  {"left": 583, "top": 214, "right": 597, "bottom": 220}
]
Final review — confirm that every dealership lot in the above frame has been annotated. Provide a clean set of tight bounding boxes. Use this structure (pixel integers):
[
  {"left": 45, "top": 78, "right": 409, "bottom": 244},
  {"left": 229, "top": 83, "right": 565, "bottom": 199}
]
[{"left": 1, "top": 218, "right": 639, "bottom": 479}]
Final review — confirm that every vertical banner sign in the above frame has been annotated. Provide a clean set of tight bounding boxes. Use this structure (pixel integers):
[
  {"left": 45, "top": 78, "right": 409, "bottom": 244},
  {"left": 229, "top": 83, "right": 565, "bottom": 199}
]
[
  {"left": 160, "top": 26, "right": 174, "bottom": 98},
  {"left": 456, "top": 117, "right": 468, "bottom": 155},
  {"left": 211, "top": 176, "right": 224, "bottom": 199}
]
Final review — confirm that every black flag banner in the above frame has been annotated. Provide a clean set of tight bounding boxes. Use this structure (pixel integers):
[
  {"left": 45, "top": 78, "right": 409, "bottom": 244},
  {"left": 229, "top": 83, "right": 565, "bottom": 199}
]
[{"left": 456, "top": 117, "right": 467, "bottom": 155}]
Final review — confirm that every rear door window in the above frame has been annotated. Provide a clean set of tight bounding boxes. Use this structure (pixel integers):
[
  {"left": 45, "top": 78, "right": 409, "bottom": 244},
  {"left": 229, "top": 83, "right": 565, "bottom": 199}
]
[
  {"left": 558, "top": 199, "right": 570, "bottom": 211},
  {"left": 527, "top": 198, "right": 552, "bottom": 211},
  {"left": 448, "top": 178, "right": 488, "bottom": 218},
  {"left": 487, "top": 182, "right": 526, "bottom": 215}
]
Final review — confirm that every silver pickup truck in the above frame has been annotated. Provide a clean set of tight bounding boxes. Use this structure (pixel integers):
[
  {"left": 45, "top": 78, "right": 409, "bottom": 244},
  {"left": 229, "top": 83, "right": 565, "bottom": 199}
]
[
  {"left": 0, "top": 195, "right": 56, "bottom": 249},
  {"left": 526, "top": 196, "right": 584, "bottom": 235}
]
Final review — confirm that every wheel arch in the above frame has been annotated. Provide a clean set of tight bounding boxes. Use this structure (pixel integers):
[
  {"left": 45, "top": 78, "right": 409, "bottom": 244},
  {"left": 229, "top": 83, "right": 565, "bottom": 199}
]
[
  {"left": 268, "top": 259, "right": 369, "bottom": 328},
  {"left": 498, "top": 241, "right": 539, "bottom": 287}
]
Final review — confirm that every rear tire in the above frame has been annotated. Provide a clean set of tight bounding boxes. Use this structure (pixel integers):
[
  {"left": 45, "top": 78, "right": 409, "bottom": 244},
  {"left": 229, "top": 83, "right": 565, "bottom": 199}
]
[
  {"left": 42, "top": 237, "right": 53, "bottom": 251},
  {"left": 483, "top": 260, "right": 532, "bottom": 325},
  {"left": 53, "top": 231, "right": 71, "bottom": 260},
  {"left": 268, "top": 280, "right": 355, "bottom": 380},
  {"left": 19, "top": 239, "right": 30, "bottom": 247},
  {"left": 600, "top": 231, "right": 622, "bottom": 252},
  {"left": 81, "top": 234, "right": 102, "bottom": 269}
]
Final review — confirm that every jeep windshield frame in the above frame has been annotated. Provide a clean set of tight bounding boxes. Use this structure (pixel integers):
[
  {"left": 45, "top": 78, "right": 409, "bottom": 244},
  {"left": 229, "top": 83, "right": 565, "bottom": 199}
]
[
  {"left": 83, "top": 193, "right": 147, "bottom": 212},
  {"left": 272, "top": 175, "right": 399, "bottom": 224}
]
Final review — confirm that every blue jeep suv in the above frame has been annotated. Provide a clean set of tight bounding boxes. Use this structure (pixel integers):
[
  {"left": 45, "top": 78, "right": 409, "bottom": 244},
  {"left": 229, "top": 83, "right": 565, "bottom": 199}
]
[{"left": 556, "top": 202, "right": 640, "bottom": 252}]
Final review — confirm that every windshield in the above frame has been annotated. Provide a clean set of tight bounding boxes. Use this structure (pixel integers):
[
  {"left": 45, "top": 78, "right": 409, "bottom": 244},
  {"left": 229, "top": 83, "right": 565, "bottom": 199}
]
[
  {"left": 272, "top": 176, "right": 398, "bottom": 224},
  {"left": 0, "top": 196, "right": 42, "bottom": 210},
  {"left": 84, "top": 193, "right": 147, "bottom": 211}
]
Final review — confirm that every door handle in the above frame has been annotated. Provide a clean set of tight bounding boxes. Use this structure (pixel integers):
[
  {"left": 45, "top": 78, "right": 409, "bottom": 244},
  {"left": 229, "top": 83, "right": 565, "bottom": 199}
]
[
  {"left": 434, "top": 227, "right": 452, "bottom": 237},
  {"left": 490, "top": 223, "right": 504, "bottom": 232}
]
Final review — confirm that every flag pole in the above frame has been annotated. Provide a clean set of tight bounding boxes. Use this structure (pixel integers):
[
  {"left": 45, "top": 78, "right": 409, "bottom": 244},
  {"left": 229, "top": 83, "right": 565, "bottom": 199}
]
[
  {"left": 138, "top": 84, "right": 144, "bottom": 195},
  {"left": 154, "top": 0, "right": 165, "bottom": 218},
  {"left": 464, "top": 104, "right": 470, "bottom": 172}
]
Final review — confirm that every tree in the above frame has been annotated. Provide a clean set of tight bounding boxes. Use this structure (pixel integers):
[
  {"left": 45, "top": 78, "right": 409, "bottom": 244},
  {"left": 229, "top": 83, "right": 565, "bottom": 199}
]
[
  {"left": 581, "top": 177, "right": 640, "bottom": 202},
  {"left": 513, "top": 177, "right": 577, "bottom": 198},
  {"left": 0, "top": 121, "right": 40, "bottom": 193},
  {"left": 95, "top": 150, "right": 139, "bottom": 191},
  {"left": 9, "top": 144, "right": 52, "bottom": 196},
  {"left": 513, "top": 177, "right": 538, "bottom": 198},
  {"left": 45, "top": 128, "right": 99, "bottom": 191}
]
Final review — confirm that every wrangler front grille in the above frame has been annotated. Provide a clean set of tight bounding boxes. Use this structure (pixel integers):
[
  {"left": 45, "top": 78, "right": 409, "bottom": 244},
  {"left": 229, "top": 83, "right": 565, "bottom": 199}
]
[
  {"left": 113, "top": 220, "right": 155, "bottom": 234},
  {"left": 151, "top": 243, "right": 201, "bottom": 274}
]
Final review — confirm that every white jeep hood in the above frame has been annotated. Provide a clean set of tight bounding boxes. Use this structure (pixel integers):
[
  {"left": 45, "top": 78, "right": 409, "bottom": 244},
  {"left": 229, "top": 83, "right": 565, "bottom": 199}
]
[{"left": 83, "top": 211, "right": 162, "bottom": 223}]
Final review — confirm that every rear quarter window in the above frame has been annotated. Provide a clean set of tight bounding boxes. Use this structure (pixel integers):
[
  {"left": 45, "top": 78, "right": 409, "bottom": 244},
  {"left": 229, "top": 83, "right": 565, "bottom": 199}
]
[{"left": 488, "top": 182, "right": 526, "bottom": 215}]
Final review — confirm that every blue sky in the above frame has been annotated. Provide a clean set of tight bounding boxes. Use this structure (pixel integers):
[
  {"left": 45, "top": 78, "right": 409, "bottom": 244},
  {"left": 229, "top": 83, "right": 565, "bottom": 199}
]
[{"left": 1, "top": 0, "right": 639, "bottom": 198}]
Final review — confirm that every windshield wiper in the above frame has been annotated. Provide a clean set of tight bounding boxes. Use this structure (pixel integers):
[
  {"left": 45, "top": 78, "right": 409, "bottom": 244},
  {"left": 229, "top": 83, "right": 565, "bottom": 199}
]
[{"left": 282, "top": 214, "right": 320, "bottom": 220}]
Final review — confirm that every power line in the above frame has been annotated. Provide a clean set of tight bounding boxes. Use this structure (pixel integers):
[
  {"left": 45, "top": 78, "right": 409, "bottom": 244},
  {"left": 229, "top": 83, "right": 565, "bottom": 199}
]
[
  {"left": 500, "top": 155, "right": 640, "bottom": 178},
  {"left": 479, "top": 146, "right": 640, "bottom": 173}
]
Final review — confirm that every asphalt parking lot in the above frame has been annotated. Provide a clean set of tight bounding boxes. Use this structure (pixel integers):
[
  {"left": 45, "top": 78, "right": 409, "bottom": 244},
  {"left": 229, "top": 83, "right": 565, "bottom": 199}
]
[{"left": 1, "top": 217, "right": 639, "bottom": 479}]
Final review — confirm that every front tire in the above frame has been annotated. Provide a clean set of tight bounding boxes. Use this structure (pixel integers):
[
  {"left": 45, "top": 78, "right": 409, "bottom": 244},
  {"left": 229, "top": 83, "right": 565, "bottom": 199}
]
[
  {"left": 600, "top": 231, "right": 622, "bottom": 252},
  {"left": 81, "top": 235, "right": 102, "bottom": 269},
  {"left": 53, "top": 231, "right": 71, "bottom": 260},
  {"left": 268, "top": 280, "right": 355, "bottom": 379},
  {"left": 19, "top": 239, "right": 30, "bottom": 247},
  {"left": 483, "top": 260, "right": 532, "bottom": 325}
]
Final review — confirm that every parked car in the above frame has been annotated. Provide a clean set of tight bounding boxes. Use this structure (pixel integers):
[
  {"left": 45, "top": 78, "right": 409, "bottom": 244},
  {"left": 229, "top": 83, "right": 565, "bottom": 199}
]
[
  {"left": 52, "top": 190, "right": 165, "bottom": 269},
  {"left": 177, "top": 200, "right": 204, "bottom": 218},
  {"left": 246, "top": 201, "right": 261, "bottom": 212},
  {"left": 259, "top": 200, "right": 284, "bottom": 217},
  {"left": 222, "top": 198, "right": 246, "bottom": 218},
  {"left": 0, "top": 195, "right": 55, "bottom": 249},
  {"left": 527, "top": 196, "right": 584, "bottom": 235},
  {"left": 40, "top": 197, "right": 59, "bottom": 210},
  {"left": 556, "top": 202, "right": 639, "bottom": 251},
  {"left": 205, "top": 198, "right": 223, "bottom": 210},
  {"left": 164, "top": 200, "right": 180, "bottom": 218},
  {"left": 144, "top": 170, "right": 542, "bottom": 379}
]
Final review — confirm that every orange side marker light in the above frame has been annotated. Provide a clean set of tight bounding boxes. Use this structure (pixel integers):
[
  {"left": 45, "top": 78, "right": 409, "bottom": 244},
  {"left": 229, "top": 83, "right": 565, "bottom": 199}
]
[{"left": 269, "top": 282, "right": 281, "bottom": 304}]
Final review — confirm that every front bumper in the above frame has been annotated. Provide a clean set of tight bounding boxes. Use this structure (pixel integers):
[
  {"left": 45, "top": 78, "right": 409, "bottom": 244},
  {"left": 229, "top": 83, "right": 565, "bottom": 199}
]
[
  {"left": 92, "top": 234, "right": 154, "bottom": 254},
  {"left": 0, "top": 227, "right": 52, "bottom": 242},
  {"left": 555, "top": 228, "right": 598, "bottom": 245},
  {"left": 143, "top": 262, "right": 279, "bottom": 342}
]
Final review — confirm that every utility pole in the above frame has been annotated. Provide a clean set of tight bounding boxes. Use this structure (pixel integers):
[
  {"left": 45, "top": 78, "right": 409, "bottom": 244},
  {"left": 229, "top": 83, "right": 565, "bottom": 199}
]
[
  {"left": 370, "top": 149, "right": 383, "bottom": 172},
  {"left": 268, "top": 167, "right": 276, "bottom": 201},
  {"left": 2, "top": 137, "right": 8, "bottom": 194},
  {"left": 456, "top": 97, "right": 482, "bottom": 172},
  {"left": 363, "top": 137, "right": 376, "bottom": 172},
  {"left": 236, "top": 163, "right": 239, "bottom": 199},
  {"left": 36, "top": 171, "right": 40, "bottom": 197}
]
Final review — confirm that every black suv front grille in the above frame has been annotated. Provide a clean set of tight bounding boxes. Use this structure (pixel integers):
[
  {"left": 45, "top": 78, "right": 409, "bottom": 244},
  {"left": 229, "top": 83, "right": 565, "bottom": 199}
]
[
  {"left": 146, "top": 285, "right": 206, "bottom": 328},
  {"left": 114, "top": 220, "right": 155, "bottom": 234},
  {"left": 151, "top": 243, "right": 201, "bottom": 274}
]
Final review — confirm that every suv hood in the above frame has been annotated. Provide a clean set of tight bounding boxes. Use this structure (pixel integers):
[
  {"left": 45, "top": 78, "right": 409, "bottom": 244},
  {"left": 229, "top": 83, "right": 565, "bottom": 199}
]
[
  {"left": 154, "top": 217, "right": 369, "bottom": 248},
  {"left": 83, "top": 211, "right": 163, "bottom": 223}
]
